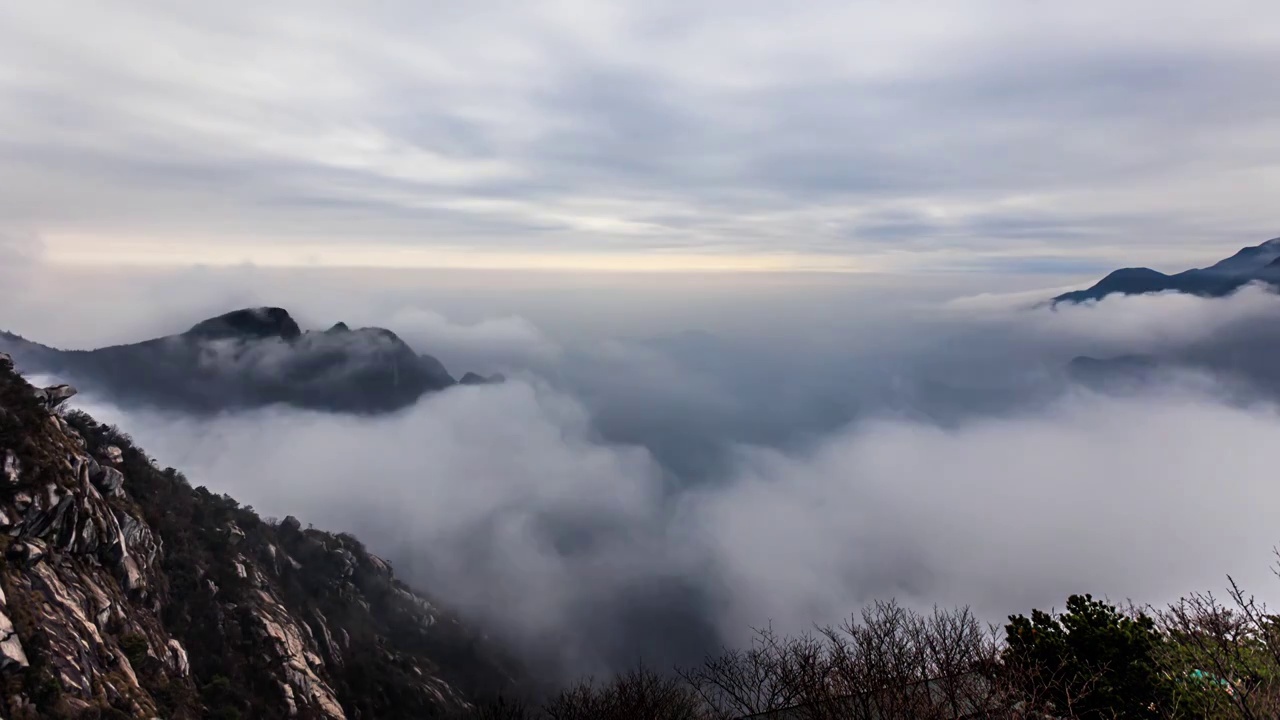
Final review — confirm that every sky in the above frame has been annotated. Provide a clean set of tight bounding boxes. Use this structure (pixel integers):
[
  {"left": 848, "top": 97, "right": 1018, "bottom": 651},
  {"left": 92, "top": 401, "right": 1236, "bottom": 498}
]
[
  {"left": 2, "top": 1, "right": 1280, "bottom": 275},
  {"left": 7, "top": 0, "right": 1280, "bottom": 687}
]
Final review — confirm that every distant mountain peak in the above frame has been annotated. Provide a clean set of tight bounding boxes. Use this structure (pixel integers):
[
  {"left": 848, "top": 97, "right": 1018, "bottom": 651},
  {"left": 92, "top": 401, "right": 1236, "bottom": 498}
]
[
  {"left": 460, "top": 371, "right": 506, "bottom": 386},
  {"left": 0, "top": 308, "right": 503, "bottom": 414},
  {"left": 185, "top": 307, "right": 302, "bottom": 341},
  {"left": 1054, "top": 236, "right": 1280, "bottom": 304}
]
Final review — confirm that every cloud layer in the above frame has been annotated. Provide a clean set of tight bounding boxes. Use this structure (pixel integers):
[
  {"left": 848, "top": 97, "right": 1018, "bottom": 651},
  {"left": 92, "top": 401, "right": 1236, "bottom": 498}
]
[
  {"left": 44, "top": 282, "right": 1280, "bottom": 681},
  {"left": 3, "top": 2, "right": 1279, "bottom": 270},
  {"left": 65, "top": 361, "right": 1280, "bottom": 680}
]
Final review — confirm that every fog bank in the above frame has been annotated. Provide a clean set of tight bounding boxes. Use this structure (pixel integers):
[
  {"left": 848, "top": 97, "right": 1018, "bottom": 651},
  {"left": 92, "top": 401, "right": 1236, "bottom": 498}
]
[{"left": 38, "top": 281, "right": 1280, "bottom": 679}]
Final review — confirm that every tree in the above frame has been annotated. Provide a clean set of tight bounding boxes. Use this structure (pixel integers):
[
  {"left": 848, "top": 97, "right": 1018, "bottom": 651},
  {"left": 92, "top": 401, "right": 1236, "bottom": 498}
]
[{"left": 1004, "top": 593, "right": 1171, "bottom": 718}]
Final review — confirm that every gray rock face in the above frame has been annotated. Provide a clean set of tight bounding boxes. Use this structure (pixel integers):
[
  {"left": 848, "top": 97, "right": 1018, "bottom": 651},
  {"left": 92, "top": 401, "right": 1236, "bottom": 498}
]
[
  {"left": 0, "top": 358, "right": 512, "bottom": 718},
  {"left": 333, "top": 548, "right": 357, "bottom": 579},
  {"left": 2, "top": 449, "right": 19, "bottom": 485},
  {"left": 32, "top": 383, "right": 77, "bottom": 409},
  {"left": 167, "top": 638, "right": 190, "bottom": 678},
  {"left": 91, "top": 465, "right": 126, "bottom": 497},
  {"left": 0, "top": 587, "right": 29, "bottom": 670}
]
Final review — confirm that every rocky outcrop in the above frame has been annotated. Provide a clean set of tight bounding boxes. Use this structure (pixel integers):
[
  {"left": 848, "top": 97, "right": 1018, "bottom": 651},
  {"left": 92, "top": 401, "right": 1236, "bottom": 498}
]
[
  {"left": 32, "top": 384, "right": 77, "bottom": 410},
  {"left": 186, "top": 307, "right": 303, "bottom": 341},
  {"left": 0, "top": 354, "right": 518, "bottom": 718},
  {"left": 0, "top": 307, "right": 504, "bottom": 415}
]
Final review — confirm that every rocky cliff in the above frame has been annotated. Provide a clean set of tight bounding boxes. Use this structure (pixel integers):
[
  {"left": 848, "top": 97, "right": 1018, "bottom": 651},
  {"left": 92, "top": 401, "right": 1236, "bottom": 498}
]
[{"left": 0, "top": 352, "right": 516, "bottom": 719}]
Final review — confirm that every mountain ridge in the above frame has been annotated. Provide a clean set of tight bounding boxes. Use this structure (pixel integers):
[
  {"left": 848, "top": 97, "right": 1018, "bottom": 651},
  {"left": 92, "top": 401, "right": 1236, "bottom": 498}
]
[
  {"left": 1053, "top": 236, "right": 1280, "bottom": 303},
  {"left": 0, "top": 307, "right": 503, "bottom": 415}
]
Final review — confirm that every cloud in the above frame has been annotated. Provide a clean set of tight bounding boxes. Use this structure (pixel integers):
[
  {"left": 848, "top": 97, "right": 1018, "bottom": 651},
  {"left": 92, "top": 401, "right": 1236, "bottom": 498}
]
[
  {"left": 379, "top": 308, "right": 563, "bottom": 372},
  {"left": 2, "top": 2, "right": 1279, "bottom": 269},
  {"left": 15, "top": 257, "right": 1280, "bottom": 682},
  {"left": 69, "top": 380, "right": 690, "bottom": 677},
  {"left": 939, "top": 282, "right": 1280, "bottom": 374},
  {"left": 1031, "top": 283, "right": 1280, "bottom": 354},
  {"left": 0, "top": 230, "right": 45, "bottom": 328},
  {"left": 63, "top": 358, "right": 1280, "bottom": 681},
  {"left": 694, "top": 385, "right": 1280, "bottom": 641},
  {"left": 0, "top": 230, "right": 43, "bottom": 285},
  {"left": 943, "top": 284, "right": 1088, "bottom": 313}
]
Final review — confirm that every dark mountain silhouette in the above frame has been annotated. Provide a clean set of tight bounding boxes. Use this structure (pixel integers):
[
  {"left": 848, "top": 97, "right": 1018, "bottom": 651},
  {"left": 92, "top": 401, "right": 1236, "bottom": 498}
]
[
  {"left": 0, "top": 307, "right": 495, "bottom": 414},
  {"left": 1054, "top": 236, "right": 1280, "bottom": 303},
  {"left": 459, "top": 371, "right": 506, "bottom": 386},
  {"left": 1066, "top": 354, "right": 1161, "bottom": 391}
]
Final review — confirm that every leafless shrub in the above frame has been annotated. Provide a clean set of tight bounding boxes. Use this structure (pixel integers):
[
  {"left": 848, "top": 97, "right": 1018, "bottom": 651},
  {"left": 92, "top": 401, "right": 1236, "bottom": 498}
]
[
  {"left": 465, "top": 695, "right": 535, "bottom": 720},
  {"left": 1157, "top": 557, "right": 1280, "bottom": 720},
  {"left": 542, "top": 664, "right": 707, "bottom": 720},
  {"left": 679, "top": 626, "right": 831, "bottom": 719},
  {"left": 460, "top": 556, "right": 1280, "bottom": 720}
]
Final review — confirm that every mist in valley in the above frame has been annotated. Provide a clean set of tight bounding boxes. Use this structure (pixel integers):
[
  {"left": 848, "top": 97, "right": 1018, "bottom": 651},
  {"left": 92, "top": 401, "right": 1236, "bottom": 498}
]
[{"left": 12, "top": 264, "right": 1280, "bottom": 683}]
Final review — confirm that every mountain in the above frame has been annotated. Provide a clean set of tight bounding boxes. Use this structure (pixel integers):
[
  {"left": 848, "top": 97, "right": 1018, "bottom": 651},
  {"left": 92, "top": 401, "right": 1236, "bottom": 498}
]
[
  {"left": 1053, "top": 236, "right": 1280, "bottom": 303},
  {"left": 459, "top": 372, "right": 505, "bottom": 386},
  {"left": 0, "top": 351, "right": 517, "bottom": 718},
  {"left": 1065, "top": 354, "right": 1161, "bottom": 390},
  {"left": 0, "top": 307, "right": 494, "bottom": 414}
]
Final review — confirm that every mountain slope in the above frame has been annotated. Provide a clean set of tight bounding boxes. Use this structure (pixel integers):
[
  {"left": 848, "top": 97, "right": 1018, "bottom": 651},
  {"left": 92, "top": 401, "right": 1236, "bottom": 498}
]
[
  {"left": 0, "top": 308, "right": 490, "bottom": 414},
  {"left": 0, "top": 352, "right": 516, "bottom": 718},
  {"left": 1053, "top": 236, "right": 1280, "bottom": 303}
]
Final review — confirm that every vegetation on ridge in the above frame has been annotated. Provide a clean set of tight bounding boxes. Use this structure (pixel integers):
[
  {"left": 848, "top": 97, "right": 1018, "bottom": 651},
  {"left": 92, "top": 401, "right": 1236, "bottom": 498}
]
[{"left": 460, "top": 583, "right": 1280, "bottom": 718}]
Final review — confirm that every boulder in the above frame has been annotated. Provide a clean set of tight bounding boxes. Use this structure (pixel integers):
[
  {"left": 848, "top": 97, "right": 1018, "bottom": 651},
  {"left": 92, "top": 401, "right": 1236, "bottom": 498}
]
[
  {"left": 225, "top": 524, "right": 246, "bottom": 546},
  {"left": 92, "top": 466, "right": 126, "bottom": 497},
  {"left": 7, "top": 539, "right": 46, "bottom": 566},
  {"left": 2, "top": 450, "right": 19, "bottom": 486},
  {"left": 332, "top": 549, "right": 357, "bottom": 579},
  {"left": 167, "top": 639, "right": 190, "bottom": 678},
  {"left": 33, "top": 384, "right": 77, "bottom": 410},
  {"left": 0, "top": 610, "right": 28, "bottom": 669},
  {"left": 366, "top": 553, "right": 393, "bottom": 576}
]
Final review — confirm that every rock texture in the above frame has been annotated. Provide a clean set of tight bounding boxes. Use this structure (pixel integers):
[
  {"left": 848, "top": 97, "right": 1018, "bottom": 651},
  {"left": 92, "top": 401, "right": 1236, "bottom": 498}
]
[{"left": 0, "top": 354, "right": 516, "bottom": 718}]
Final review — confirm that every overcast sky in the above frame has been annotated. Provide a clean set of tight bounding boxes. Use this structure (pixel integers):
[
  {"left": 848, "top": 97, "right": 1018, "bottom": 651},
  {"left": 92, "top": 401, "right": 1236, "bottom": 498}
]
[{"left": 3, "top": 1, "right": 1279, "bottom": 274}]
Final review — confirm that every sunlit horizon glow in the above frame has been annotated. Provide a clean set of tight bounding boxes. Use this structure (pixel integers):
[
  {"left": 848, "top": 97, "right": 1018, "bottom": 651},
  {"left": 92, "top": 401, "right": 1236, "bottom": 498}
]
[
  {"left": 44, "top": 234, "right": 883, "bottom": 273},
  {"left": 40, "top": 232, "right": 1147, "bottom": 278}
]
